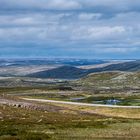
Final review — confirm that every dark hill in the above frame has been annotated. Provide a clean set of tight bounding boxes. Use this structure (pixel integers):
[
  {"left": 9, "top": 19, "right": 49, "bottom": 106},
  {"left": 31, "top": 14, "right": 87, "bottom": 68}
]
[
  {"left": 28, "top": 66, "right": 88, "bottom": 79},
  {"left": 27, "top": 61, "right": 140, "bottom": 79},
  {"left": 88, "top": 60, "right": 140, "bottom": 73}
]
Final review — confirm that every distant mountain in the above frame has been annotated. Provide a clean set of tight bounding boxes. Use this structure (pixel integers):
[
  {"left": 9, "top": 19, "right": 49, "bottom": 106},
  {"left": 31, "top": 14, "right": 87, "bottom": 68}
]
[
  {"left": 28, "top": 66, "right": 88, "bottom": 79},
  {"left": 0, "top": 59, "right": 108, "bottom": 67},
  {"left": 88, "top": 60, "right": 140, "bottom": 73},
  {"left": 27, "top": 60, "right": 140, "bottom": 79}
]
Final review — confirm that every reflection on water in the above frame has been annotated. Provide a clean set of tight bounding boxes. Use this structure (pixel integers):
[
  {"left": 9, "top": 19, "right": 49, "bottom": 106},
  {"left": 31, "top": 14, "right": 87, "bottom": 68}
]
[
  {"left": 70, "top": 97, "right": 86, "bottom": 101},
  {"left": 70, "top": 96, "right": 140, "bottom": 106},
  {"left": 104, "top": 99, "right": 121, "bottom": 105},
  {"left": 92, "top": 99, "right": 121, "bottom": 105},
  {"left": 70, "top": 97, "right": 122, "bottom": 105}
]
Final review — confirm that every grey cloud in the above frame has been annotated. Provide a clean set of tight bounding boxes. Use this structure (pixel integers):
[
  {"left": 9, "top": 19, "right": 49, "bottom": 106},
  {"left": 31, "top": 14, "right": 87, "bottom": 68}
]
[
  {"left": 0, "top": 0, "right": 140, "bottom": 55},
  {"left": 0, "top": 0, "right": 140, "bottom": 13},
  {"left": 0, "top": 0, "right": 81, "bottom": 11}
]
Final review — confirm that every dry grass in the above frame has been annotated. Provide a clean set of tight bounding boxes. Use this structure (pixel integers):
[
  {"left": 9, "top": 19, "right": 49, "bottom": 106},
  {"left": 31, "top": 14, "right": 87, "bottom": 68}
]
[{"left": 45, "top": 102, "right": 140, "bottom": 119}]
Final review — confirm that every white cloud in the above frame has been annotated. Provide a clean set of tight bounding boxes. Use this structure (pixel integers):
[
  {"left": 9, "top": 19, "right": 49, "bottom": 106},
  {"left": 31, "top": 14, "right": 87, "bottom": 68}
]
[
  {"left": 80, "top": 0, "right": 140, "bottom": 12},
  {"left": 78, "top": 13, "right": 102, "bottom": 20},
  {"left": 0, "top": 0, "right": 82, "bottom": 10},
  {"left": 0, "top": 0, "right": 140, "bottom": 12},
  {"left": 47, "top": 0, "right": 81, "bottom": 10},
  {"left": 0, "top": 0, "right": 139, "bottom": 57},
  {"left": 71, "top": 26, "right": 126, "bottom": 41},
  {"left": 94, "top": 47, "right": 139, "bottom": 53}
]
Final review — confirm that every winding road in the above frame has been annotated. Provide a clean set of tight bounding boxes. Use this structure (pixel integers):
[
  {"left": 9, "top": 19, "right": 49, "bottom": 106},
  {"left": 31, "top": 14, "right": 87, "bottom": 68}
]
[{"left": 22, "top": 98, "right": 140, "bottom": 109}]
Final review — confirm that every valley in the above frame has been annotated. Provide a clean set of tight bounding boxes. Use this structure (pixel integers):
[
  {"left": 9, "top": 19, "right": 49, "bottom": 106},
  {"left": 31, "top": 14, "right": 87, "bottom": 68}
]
[{"left": 0, "top": 59, "right": 140, "bottom": 140}]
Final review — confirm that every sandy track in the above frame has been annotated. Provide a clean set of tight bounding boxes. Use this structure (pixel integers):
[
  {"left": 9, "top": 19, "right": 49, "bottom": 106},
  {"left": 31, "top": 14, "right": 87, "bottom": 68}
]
[
  {"left": 22, "top": 98, "right": 140, "bottom": 109},
  {"left": 0, "top": 98, "right": 65, "bottom": 112}
]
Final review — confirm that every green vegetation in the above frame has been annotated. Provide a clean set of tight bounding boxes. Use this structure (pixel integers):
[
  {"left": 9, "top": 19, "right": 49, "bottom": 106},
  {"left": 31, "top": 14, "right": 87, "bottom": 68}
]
[
  {"left": 0, "top": 71, "right": 140, "bottom": 139},
  {"left": 0, "top": 105, "right": 140, "bottom": 140},
  {"left": 76, "top": 71, "right": 140, "bottom": 89},
  {"left": 5, "top": 87, "right": 139, "bottom": 106}
]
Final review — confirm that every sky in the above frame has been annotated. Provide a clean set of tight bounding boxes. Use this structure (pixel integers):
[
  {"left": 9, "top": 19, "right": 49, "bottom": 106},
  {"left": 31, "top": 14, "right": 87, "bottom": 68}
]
[{"left": 0, "top": 0, "right": 140, "bottom": 59}]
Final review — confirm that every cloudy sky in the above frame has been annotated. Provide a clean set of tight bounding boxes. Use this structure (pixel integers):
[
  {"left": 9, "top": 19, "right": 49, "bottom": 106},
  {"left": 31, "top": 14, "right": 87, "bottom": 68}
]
[{"left": 0, "top": 0, "right": 140, "bottom": 59}]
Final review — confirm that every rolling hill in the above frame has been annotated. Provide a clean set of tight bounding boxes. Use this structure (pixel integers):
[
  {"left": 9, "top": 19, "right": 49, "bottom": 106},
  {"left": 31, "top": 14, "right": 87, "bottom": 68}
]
[
  {"left": 27, "top": 60, "right": 140, "bottom": 79},
  {"left": 88, "top": 60, "right": 140, "bottom": 73},
  {"left": 28, "top": 66, "right": 88, "bottom": 79}
]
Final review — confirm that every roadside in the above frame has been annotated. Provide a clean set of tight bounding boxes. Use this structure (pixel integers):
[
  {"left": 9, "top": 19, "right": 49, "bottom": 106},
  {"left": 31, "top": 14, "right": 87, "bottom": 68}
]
[{"left": 22, "top": 97, "right": 140, "bottom": 109}]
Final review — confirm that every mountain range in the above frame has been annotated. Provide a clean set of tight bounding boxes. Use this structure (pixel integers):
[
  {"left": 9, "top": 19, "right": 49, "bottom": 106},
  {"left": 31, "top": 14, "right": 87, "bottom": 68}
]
[{"left": 28, "top": 60, "right": 140, "bottom": 79}]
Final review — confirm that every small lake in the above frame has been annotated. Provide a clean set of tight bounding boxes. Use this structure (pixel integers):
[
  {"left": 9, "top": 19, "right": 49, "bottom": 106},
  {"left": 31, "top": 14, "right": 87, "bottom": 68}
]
[
  {"left": 70, "top": 97, "right": 86, "bottom": 101},
  {"left": 92, "top": 99, "right": 121, "bottom": 105},
  {"left": 70, "top": 97, "right": 122, "bottom": 105},
  {"left": 69, "top": 97, "right": 140, "bottom": 106}
]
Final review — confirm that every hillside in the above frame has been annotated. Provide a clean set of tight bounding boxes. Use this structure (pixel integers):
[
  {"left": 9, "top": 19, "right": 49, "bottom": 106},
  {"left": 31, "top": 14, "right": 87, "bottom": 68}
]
[
  {"left": 28, "top": 66, "right": 88, "bottom": 79},
  {"left": 77, "top": 71, "right": 140, "bottom": 89},
  {"left": 27, "top": 61, "right": 140, "bottom": 79},
  {"left": 88, "top": 60, "right": 140, "bottom": 73}
]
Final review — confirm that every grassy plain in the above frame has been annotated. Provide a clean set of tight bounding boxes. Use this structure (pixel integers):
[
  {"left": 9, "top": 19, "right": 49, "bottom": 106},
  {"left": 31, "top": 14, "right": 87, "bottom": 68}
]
[
  {"left": 0, "top": 71, "right": 140, "bottom": 139},
  {"left": 0, "top": 104, "right": 140, "bottom": 140}
]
